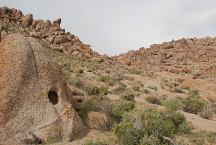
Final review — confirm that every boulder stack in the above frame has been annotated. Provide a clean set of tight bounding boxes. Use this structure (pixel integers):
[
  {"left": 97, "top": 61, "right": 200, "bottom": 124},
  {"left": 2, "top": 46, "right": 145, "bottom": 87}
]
[
  {"left": 115, "top": 37, "right": 216, "bottom": 73},
  {"left": 0, "top": 6, "right": 99, "bottom": 58}
]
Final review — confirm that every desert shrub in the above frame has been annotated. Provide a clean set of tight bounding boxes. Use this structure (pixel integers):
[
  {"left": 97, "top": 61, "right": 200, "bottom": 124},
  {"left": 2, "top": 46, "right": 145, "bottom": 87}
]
[
  {"left": 132, "top": 85, "right": 140, "bottom": 92},
  {"left": 163, "top": 98, "right": 182, "bottom": 112},
  {"left": 113, "top": 108, "right": 191, "bottom": 145},
  {"left": 159, "top": 94, "right": 168, "bottom": 101},
  {"left": 143, "top": 89, "right": 150, "bottom": 94},
  {"left": 199, "top": 105, "right": 214, "bottom": 119},
  {"left": 121, "top": 91, "right": 135, "bottom": 102},
  {"left": 84, "top": 140, "right": 107, "bottom": 145},
  {"left": 105, "top": 69, "right": 111, "bottom": 74},
  {"left": 99, "top": 75, "right": 116, "bottom": 86},
  {"left": 61, "top": 63, "right": 70, "bottom": 72},
  {"left": 139, "top": 134, "right": 161, "bottom": 145},
  {"left": 112, "top": 84, "right": 127, "bottom": 94},
  {"left": 79, "top": 96, "right": 112, "bottom": 123},
  {"left": 79, "top": 97, "right": 96, "bottom": 122},
  {"left": 146, "top": 96, "right": 161, "bottom": 105},
  {"left": 141, "top": 109, "right": 175, "bottom": 138},
  {"left": 206, "top": 132, "right": 216, "bottom": 144},
  {"left": 75, "top": 68, "right": 84, "bottom": 77},
  {"left": 163, "top": 112, "right": 191, "bottom": 134},
  {"left": 128, "top": 69, "right": 142, "bottom": 75},
  {"left": 177, "top": 121, "right": 191, "bottom": 134},
  {"left": 182, "top": 92, "right": 205, "bottom": 114},
  {"left": 113, "top": 120, "right": 143, "bottom": 145},
  {"left": 187, "top": 131, "right": 216, "bottom": 145},
  {"left": 69, "top": 77, "right": 84, "bottom": 89},
  {"left": 99, "top": 87, "right": 109, "bottom": 95},
  {"left": 112, "top": 101, "right": 135, "bottom": 122},
  {"left": 92, "top": 97, "right": 114, "bottom": 117},
  {"left": 163, "top": 99, "right": 191, "bottom": 134},
  {"left": 174, "top": 88, "right": 186, "bottom": 93},
  {"left": 147, "top": 85, "right": 157, "bottom": 91},
  {"left": 77, "top": 68, "right": 84, "bottom": 74},
  {"left": 63, "top": 71, "right": 71, "bottom": 81},
  {"left": 124, "top": 75, "right": 135, "bottom": 81},
  {"left": 85, "top": 86, "right": 108, "bottom": 96}
]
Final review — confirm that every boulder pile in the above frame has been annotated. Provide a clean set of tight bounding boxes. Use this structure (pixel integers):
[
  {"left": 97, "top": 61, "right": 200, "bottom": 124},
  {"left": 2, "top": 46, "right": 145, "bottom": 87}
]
[
  {"left": 115, "top": 37, "right": 216, "bottom": 73},
  {"left": 0, "top": 6, "right": 99, "bottom": 58}
]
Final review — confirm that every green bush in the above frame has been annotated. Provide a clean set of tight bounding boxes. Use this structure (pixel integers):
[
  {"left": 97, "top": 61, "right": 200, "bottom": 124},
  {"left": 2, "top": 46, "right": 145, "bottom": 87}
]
[
  {"left": 113, "top": 108, "right": 191, "bottom": 145},
  {"left": 79, "top": 96, "right": 113, "bottom": 124},
  {"left": 63, "top": 71, "right": 71, "bottom": 81},
  {"left": 121, "top": 91, "right": 135, "bottom": 102},
  {"left": 84, "top": 140, "right": 107, "bottom": 145},
  {"left": 79, "top": 97, "right": 95, "bottom": 122},
  {"left": 132, "top": 86, "right": 140, "bottom": 92},
  {"left": 128, "top": 69, "right": 142, "bottom": 75},
  {"left": 142, "top": 109, "right": 175, "bottom": 138},
  {"left": 112, "top": 101, "right": 135, "bottom": 121},
  {"left": 199, "top": 105, "right": 214, "bottom": 119},
  {"left": 164, "top": 112, "right": 191, "bottom": 134},
  {"left": 69, "top": 77, "right": 84, "bottom": 89},
  {"left": 112, "top": 84, "right": 127, "bottom": 94},
  {"left": 182, "top": 92, "right": 205, "bottom": 114},
  {"left": 113, "top": 120, "right": 143, "bottom": 145},
  {"left": 78, "top": 96, "right": 116, "bottom": 127},
  {"left": 77, "top": 68, "right": 84, "bottom": 74},
  {"left": 177, "top": 121, "right": 191, "bottom": 134},
  {"left": 85, "top": 86, "right": 108, "bottom": 96},
  {"left": 163, "top": 98, "right": 182, "bottom": 112},
  {"left": 146, "top": 96, "right": 161, "bottom": 105},
  {"left": 139, "top": 134, "right": 161, "bottom": 145},
  {"left": 99, "top": 75, "right": 116, "bottom": 86}
]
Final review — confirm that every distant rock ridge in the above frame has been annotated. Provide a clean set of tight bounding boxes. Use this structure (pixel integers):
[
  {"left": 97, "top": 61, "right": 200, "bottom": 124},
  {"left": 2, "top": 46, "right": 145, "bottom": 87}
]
[
  {"left": 1, "top": 6, "right": 216, "bottom": 71},
  {"left": 115, "top": 37, "right": 216, "bottom": 73},
  {"left": 0, "top": 6, "right": 99, "bottom": 58}
]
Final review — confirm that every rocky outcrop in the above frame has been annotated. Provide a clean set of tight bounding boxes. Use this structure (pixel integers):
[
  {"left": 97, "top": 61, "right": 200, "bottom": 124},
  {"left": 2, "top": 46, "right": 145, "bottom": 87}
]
[
  {"left": 0, "top": 6, "right": 99, "bottom": 58},
  {"left": 115, "top": 37, "right": 216, "bottom": 73},
  {"left": 0, "top": 34, "right": 85, "bottom": 145}
]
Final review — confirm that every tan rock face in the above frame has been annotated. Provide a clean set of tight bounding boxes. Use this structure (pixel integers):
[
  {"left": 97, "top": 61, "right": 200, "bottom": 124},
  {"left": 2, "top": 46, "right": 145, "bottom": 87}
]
[{"left": 0, "top": 34, "right": 85, "bottom": 145}]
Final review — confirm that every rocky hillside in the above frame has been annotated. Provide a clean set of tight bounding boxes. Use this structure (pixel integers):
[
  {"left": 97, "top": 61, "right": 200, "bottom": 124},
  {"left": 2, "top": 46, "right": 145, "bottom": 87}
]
[
  {"left": 1, "top": 6, "right": 216, "bottom": 145},
  {"left": 0, "top": 6, "right": 100, "bottom": 58},
  {"left": 115, "top": 37, "right": 216, "bottom": 75}
]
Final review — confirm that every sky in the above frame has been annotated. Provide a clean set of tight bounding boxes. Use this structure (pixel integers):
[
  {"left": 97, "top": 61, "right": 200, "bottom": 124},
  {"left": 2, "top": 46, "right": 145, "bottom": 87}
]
[{"left": 1, "top": 0, "right": 216, "bottom": 56}]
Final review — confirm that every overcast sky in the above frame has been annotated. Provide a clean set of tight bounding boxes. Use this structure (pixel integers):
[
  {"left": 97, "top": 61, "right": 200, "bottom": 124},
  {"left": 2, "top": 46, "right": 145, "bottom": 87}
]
[{"left": 1, "top": 0, "right": 216, "bottom": 55}]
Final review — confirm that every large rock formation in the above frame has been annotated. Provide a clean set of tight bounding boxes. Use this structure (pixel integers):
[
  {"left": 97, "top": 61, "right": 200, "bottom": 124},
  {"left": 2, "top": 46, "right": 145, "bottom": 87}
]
[
  {"left": 0, "top": 34, "right": 85, "bottom": 145},
  {"left": 115, "top": 37, "right": 216, "bottom": 74},
  {"left": 0, "top": 6, "right": 99, "bottom": 58}
]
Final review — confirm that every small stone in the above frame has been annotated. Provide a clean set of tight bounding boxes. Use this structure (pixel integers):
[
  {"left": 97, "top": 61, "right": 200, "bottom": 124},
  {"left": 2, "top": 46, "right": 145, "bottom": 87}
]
[
  {"left": 29, "top": 31, "right": 42, "bottom": 38},
  {"left": 54, "top": 35, "right": 68, "bottom": 44}
]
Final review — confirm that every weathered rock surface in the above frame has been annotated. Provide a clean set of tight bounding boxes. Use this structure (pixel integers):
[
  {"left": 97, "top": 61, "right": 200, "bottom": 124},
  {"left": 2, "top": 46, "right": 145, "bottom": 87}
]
[
  {"left": 0, "top": 6, "right": 99, "bottom": 58},
  {"left": 115, "top": 37, "right": 216, "bottom": 75},
  {"left": 22, "top": 14, "right": 33, "bottom": 26},
  {"left": 0, "top": 34, "right": 85, "bottom": 145}
]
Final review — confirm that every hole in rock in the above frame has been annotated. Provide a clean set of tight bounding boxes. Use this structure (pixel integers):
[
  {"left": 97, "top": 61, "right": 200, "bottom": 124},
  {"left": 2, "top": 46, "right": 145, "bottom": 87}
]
[{"left": 48, "top": 90, "right": 59, "bottom": 105}]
